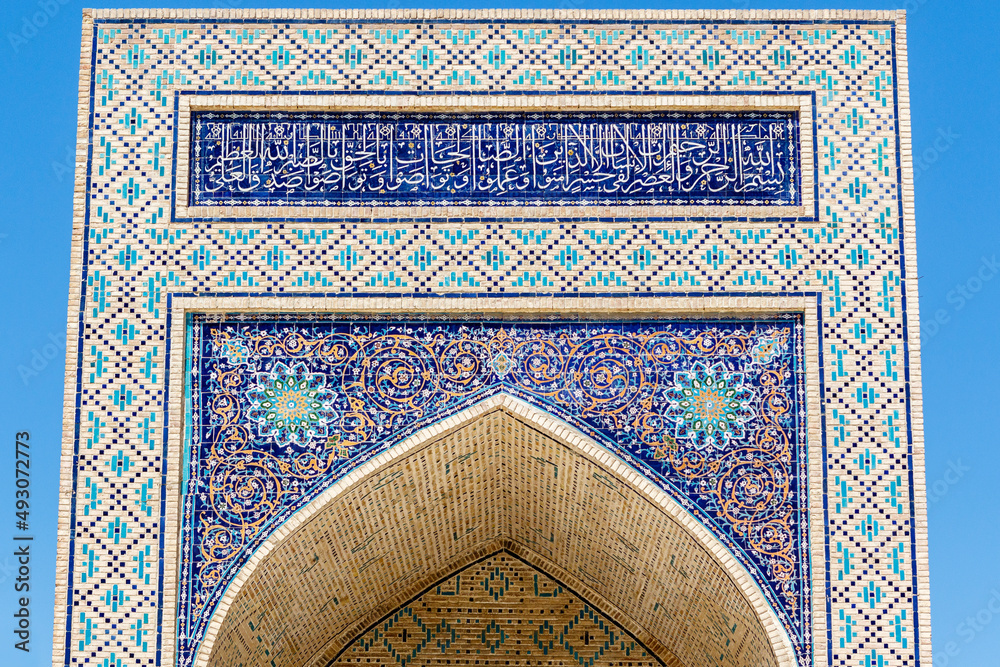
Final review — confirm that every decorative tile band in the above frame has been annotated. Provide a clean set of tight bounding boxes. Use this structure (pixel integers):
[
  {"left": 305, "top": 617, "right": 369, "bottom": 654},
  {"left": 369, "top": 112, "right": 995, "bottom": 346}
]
[
  {"left": 180, "top": 314, "right": 808, "bottom": 666},
  {"left": 191, "top": 111, "right": 800, "bottom": 207}
]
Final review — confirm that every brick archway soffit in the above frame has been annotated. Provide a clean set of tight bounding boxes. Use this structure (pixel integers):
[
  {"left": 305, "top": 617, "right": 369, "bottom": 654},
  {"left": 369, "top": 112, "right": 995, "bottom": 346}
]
[{"left": 200, "top": 395, "right": 796, "bottom": 667}]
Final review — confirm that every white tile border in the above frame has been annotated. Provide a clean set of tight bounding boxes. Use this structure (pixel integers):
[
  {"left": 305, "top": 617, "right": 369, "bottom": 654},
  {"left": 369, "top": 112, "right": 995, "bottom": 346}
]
[
  {"left": 52, "top": 11, "right": 96, "bottom": 667},
  {"left": 91, "top": 8, "right": 905, "bottom": 21},
  {"left": 160, "top": 294, "right": 822, "bottom": 667},
  {"left": 894, "top": 17, "right": 932, "bottom": 667}
]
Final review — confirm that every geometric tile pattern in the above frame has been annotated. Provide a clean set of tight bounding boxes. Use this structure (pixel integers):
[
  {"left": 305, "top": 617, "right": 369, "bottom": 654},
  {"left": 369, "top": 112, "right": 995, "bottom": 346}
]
[
  {"left": 332, "top": 552, "right": 661, "bottom": 667},
  {"left": 56, "top": 10, "right": 927, "bottom": 667},
  {"left": 184, "top": 316, "right": 806, "bottom": 664}
]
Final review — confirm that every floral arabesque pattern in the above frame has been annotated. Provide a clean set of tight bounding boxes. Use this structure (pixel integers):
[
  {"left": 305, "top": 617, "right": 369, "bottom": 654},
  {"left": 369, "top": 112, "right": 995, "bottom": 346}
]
[
  {"left": 181, "top": 316, "right": 805, "bottom": 667},
  {"left": 245, "top": 361, "right": 337, "bottom": 448}
]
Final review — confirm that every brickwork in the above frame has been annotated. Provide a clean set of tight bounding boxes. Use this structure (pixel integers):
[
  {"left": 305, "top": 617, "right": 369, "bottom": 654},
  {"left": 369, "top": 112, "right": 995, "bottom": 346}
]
[
  {"left": 55, "top": 9, "right": 927, "bottom": 667},
  {"left": 332, "top": 552, "right": 663, "bottom": 667}
]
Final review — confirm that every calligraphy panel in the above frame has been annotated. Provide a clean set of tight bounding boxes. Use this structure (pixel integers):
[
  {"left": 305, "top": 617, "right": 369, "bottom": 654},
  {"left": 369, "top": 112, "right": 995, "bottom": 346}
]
[{"left": 190, "top": 111, "right": 800, "bottom": 207}]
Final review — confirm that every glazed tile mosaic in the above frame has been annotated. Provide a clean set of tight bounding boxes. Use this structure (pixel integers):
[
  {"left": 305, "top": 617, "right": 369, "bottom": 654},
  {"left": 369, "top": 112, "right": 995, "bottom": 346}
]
[
  {"left": 190, "top": 111, "right": 800, "bottom": 206},
  {"left": 56, "top": 9, "right": 928, "bottom": 667},
  {"left": 183, "top": 316, "right": 806, "bottom": 665}
]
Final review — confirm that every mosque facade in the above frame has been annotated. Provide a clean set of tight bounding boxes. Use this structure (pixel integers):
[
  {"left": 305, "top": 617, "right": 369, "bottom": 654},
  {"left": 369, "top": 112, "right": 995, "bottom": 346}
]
[{"left": 55, "top": 9, "right": 929, "bottom": 667}]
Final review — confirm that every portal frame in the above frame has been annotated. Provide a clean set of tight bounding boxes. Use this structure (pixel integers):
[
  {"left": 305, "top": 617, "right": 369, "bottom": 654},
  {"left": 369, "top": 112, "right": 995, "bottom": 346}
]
[{"left": 160, "top": 293, "right": 826, "bottom": 667}]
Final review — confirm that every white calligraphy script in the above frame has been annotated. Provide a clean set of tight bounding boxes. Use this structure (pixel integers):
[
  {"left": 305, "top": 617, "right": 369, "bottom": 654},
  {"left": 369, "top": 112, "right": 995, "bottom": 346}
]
[{"left": 192, "top": 112, "right": 798, "bottom": 206}]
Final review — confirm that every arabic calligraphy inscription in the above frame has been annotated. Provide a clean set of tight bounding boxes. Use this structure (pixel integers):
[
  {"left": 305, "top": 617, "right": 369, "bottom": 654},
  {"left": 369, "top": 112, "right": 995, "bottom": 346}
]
[{"left": 191, "top": 111, "right": 800, "bottom": 206}]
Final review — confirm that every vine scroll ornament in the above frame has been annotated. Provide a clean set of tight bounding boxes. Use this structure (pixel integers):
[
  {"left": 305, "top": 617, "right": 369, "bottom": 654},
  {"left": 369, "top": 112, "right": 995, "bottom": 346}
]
[{"left": 180, "top": 317, "right": 807, "bottom": 665}]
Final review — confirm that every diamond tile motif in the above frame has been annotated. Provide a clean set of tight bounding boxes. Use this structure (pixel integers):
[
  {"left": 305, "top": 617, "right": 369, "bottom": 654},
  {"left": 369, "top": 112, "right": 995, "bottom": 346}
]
[{"left": 333, "top": 553, "right": 660, "bottom": 667}]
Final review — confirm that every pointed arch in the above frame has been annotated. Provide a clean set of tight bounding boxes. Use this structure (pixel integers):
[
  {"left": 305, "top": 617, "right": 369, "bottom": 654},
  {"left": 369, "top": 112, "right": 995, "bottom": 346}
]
[{"left": 197, "top": 395, "right": 797, "bottom": 667}]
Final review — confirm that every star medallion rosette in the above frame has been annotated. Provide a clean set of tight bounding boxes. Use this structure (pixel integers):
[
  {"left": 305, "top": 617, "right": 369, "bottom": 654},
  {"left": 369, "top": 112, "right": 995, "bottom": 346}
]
[
  {"left": 665, "top": 362, "right": 758, "bottom": 450},
  {"left": 245, "top": 361, "right": 337, "bottom": 448}
]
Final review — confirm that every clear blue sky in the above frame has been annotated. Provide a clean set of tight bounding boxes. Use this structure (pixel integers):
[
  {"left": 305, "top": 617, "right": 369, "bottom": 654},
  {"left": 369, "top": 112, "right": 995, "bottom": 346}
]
[{"left": 0, "top": 1, "right": 995, "bottom": 665}]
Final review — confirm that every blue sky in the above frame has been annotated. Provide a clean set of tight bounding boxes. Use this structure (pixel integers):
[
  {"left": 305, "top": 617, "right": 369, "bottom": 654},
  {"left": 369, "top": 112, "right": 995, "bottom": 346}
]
[{"left": 0, "top": 0, "right": 995, "bottom": 665}]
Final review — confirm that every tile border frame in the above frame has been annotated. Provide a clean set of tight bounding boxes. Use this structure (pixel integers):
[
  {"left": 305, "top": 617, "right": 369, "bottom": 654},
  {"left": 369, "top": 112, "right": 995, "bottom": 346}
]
[
  {"left": 160, "top": 293, "right": 824, "bottom": 667},
  {"left": 90, "top": 8, "right": 905, "bottom": 22},
  {"left": 53, "top": 12, "right": 97, "bottom": 667},
  {"left": 892, "top": 18, "right": 931, "bottom": 665},
  {"left": 174, "top": 93, "right": 815, "bottom": 222}
]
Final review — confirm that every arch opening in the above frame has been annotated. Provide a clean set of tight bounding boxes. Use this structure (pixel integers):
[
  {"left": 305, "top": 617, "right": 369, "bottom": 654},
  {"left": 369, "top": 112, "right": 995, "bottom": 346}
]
[{"left": 202, "top": 397, "right": 794, "bottom": 667}]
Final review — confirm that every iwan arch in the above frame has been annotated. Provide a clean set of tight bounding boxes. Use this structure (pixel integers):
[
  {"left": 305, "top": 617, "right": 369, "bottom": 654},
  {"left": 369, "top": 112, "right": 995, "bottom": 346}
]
[
  {"left": 200, "top": 395, "right": 796, "bottom": 667},
  {"left": 56, "top": 9, "right": 929, "bottom": 667}
]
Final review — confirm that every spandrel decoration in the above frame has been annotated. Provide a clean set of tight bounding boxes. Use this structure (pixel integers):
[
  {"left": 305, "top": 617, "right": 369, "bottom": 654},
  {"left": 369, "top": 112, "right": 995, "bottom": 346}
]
[
  {"left": 179, "top": 315, "right": 808, "bottom": 667},
  {"left": 191, "top": 111, "right": 800, "bottom": 207}
]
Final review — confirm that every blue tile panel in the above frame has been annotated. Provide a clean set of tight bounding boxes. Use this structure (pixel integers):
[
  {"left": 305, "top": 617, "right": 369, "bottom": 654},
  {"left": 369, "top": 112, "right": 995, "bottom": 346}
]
[
  {"left": 180, "top": 315, "right": 808, "bottom": 667},
  {"left": 191, "top": 111, "right": 800, "bottom": 206}
]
